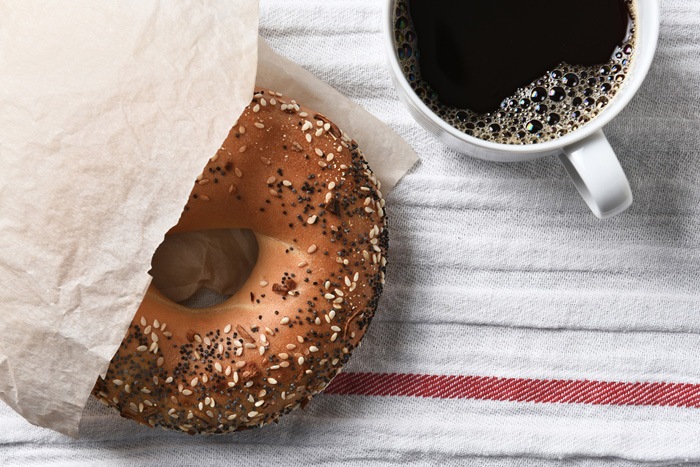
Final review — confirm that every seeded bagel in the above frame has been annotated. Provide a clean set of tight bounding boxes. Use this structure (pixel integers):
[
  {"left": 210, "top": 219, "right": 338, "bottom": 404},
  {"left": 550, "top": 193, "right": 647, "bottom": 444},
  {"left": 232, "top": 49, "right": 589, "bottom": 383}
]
[{"left": 93, "top": 87, "right": 388, "bottom": 434}]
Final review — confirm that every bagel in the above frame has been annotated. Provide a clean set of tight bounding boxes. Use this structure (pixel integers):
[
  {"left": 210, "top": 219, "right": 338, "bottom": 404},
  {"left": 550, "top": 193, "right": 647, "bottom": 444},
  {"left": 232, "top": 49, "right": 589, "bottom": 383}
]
[{"left": 93, "top": 87, "right": 388, "bottom": 434}]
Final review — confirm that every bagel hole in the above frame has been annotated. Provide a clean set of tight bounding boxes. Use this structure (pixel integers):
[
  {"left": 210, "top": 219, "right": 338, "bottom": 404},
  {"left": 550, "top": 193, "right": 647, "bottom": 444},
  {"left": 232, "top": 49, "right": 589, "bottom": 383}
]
[{"left": 149, "top": 228, "right": 259, "bottom": 308}]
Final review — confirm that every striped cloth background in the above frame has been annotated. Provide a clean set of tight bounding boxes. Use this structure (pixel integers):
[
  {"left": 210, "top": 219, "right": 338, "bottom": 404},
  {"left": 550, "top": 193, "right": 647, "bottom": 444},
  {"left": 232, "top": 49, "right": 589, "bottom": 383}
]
[{"left": 2, "top": 0, "right": 700, "bottom": 465}]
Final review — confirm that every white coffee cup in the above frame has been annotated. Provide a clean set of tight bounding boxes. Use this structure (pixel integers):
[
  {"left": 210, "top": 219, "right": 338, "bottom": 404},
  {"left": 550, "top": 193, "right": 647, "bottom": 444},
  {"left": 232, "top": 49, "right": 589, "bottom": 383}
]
[{"left": 383, "top": 1, "right": 660, "bottom": 219}]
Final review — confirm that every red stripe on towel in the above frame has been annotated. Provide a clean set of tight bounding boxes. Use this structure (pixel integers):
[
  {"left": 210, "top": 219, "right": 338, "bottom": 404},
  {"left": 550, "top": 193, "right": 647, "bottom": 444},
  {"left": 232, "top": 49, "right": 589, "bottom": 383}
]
[{"left": 324, "top": 373, "right": 700, "bottom": 408}]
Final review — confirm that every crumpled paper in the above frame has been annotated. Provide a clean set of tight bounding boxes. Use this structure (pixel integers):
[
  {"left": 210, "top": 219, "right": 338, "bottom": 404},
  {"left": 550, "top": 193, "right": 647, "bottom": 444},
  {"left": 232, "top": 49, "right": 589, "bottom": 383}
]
[
  {"left": 0, "top": 0, "right": 258, "bottom": 436},
  {"left": 150, "top": 37, "right": 419, "bottom": 303}
]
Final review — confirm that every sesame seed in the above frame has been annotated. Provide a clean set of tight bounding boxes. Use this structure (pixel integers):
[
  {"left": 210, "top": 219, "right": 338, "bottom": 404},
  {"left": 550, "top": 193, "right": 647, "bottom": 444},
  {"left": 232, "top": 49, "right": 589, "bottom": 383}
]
[
  {"left": 331, "top": 333, "right": 338, "bottom": 342},
  {"left": 229, "top": 184, "right": 235, "bottom": 193},
  {"left": 194, "top": 334, "right": 202, "bottom": 343},
  {"left": 309, "top": 346, "right": 319, "bottom": 352},
  {"left": 248, "top": 411, "right": 259, "bottom": 418},
  {"left": 136, "top": 345, "right": 147, "bottom": 352},
  {"left": 239, "top": 146, "right": 247, "bottom": 153},
  {"left": 282, "top": 180, "right": 292, "bottom": 186},
  {"left": 190, "top": 378, "right": 198, "bottom": 387},
  {"left": 286, "top": 344, "right": 296, "bottom": 350},
  {"left": 279, "top": 352, "right": 289, "bottom": 360},
  {"left": 253, "top": 104, "right": 260, "bottom": 113},
  {"left": 326, "top": 153, "right": 334, "bottom": 162},
  {"left": 259, "top": 280, "right": 268, "bottom": 287},
  {"left": 224, "top": 324, "right": 232, "bottom": 334},
  {"left": 254, "top": 122, "right": 265, "bottom": 129},
  {"left": 165, "top": 377, "right": 173, "bottom": 383},
  {"left": 199, "top": 195, "right": 210, "bottom": 202},
  {"left": 157, "top": 357, "right": 164, "bottom": 367},
  {"left": 302, "top": 121, "right": 313, "bottom": 131},
  {"left": 151, "top": 332, "right": 158, "bottom": 343},
  {"left": 153, "top": 319, "right": 160, "bottom": 328},
  {"left": 233, "top": 371, "right": 239, "bottom": 383},
  {"left": 298, "top": 357, "right": 305, "bottom": 365},
  {"left": 239, "top": 125, "right": 246, "bottom": 134},
  {"left": 198, "top": 178, "right": 210, "bottom": 185},
  {"left": 325, "top": 293, "right": 336, "bottom": 300},
  {"left": 299, "top": 111, "right": 308, "bottom": 117},
  {"left": 315, "top": 317, "right": 321, "bottom": 325},
  {"left": 332, "top": 358, "right": 339, "bottom": 365},
  {"left": 307, "top": 215, "right": 317, "bottom": 224},
  {"left": 182, "top": 389, "right": 193, "bottom": 396},
  {"left": 297, "top": 335, "right": 304, "bottom": 343},
  {"left": 227, "top": 414, "right": 237, "bottom": 420},
  {"left": 365, "top": 206, "right": 375, "bottom": 213},
  {"left": 334, "top": 289, "right": 344, "bottom": 297},
  {"left": 281, "top": 104, "right": 288, "bottom": 111},
  {"left": 314, "top": 148, "right": 323, "bottom": 157},
  {"left": 298, "top": 261, "right": 308, "bottom": 268},
  {"left": 261, "top": 157, "right": 271, "bottom": 165},
  {"left": 215, "top": 362, "right": 223, "bottom": 372},
  {"left": 270, "top": 98, "right": 276, "bottom": 105},
  {"left": 259, "top": 346, "right": 265, "bottom": 355},
  {"left": 280, "top": 317, "right": 290, "bottom": 325},
  {"left": 268, "top": 378, "right": 278, "bottom": 385},
  {"left": 315, "top": 128, "right": 323, "bottom": 137},
  {"left": 318, "top": 161, "right": 327, "bottom": 168},
  {"left": 260, "top": 98, "right": 267, "bottom": 106},
  {"left": 260, "top": 334, "right": 267, "bottom": 343},
  {"left": 270, "top": 189, "right": 279, "bottom": 197},
  {"left": 308, "top": 244, "right": 317, "bottom": 253},
  {"left": 235, "top": 167, "right": 243, "bottom": 177},
  {"left": 305, "top": 134, "right": 312, "bottom": 143},
  {"left": 112, "top": 379, "right": 123, "bottom": 386},
  {"left": 345, "top": 276, "right": 352, "bottom": 287},
  {"left": 329, "top": 310, "right": 336, "bottom": 319}
]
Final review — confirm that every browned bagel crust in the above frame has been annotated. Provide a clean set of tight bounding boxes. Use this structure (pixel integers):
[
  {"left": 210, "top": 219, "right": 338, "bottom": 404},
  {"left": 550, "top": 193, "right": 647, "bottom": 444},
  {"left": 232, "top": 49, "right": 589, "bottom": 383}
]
[{"left": 93, "top": 88, "right": 387, "bottom": 434}]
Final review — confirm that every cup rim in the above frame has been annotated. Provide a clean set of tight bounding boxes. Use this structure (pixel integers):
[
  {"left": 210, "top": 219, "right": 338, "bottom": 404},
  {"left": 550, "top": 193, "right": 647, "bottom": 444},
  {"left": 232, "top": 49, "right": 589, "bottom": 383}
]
[{"left": 383, "top": 0, "right": 660, "bottom": 155}]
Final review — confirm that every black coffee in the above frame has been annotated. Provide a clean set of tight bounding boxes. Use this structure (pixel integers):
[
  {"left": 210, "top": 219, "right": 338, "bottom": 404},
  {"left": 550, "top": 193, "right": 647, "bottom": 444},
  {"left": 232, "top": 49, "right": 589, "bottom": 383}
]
[{"left": 395, "top": 0, "right": 637, "bottom": 144}]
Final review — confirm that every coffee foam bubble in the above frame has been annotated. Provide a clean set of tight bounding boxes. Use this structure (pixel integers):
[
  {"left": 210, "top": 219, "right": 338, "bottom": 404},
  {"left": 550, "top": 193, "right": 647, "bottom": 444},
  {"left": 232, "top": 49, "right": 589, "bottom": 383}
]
[{"left": 395, "top": 0, "right": 637, "bottom": 145}]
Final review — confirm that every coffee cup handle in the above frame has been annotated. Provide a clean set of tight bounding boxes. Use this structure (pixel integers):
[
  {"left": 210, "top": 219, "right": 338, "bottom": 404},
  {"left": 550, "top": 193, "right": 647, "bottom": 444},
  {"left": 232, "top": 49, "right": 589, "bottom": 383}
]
[{"left": 558, "top": 130, "right": 633, "bottom": 219}]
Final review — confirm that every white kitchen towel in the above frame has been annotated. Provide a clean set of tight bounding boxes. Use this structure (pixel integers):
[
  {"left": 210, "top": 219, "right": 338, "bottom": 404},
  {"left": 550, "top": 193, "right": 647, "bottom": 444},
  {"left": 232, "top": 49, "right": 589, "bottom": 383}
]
[{"left": 1, "top": 0, "right": 700, "bottom": 465}]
